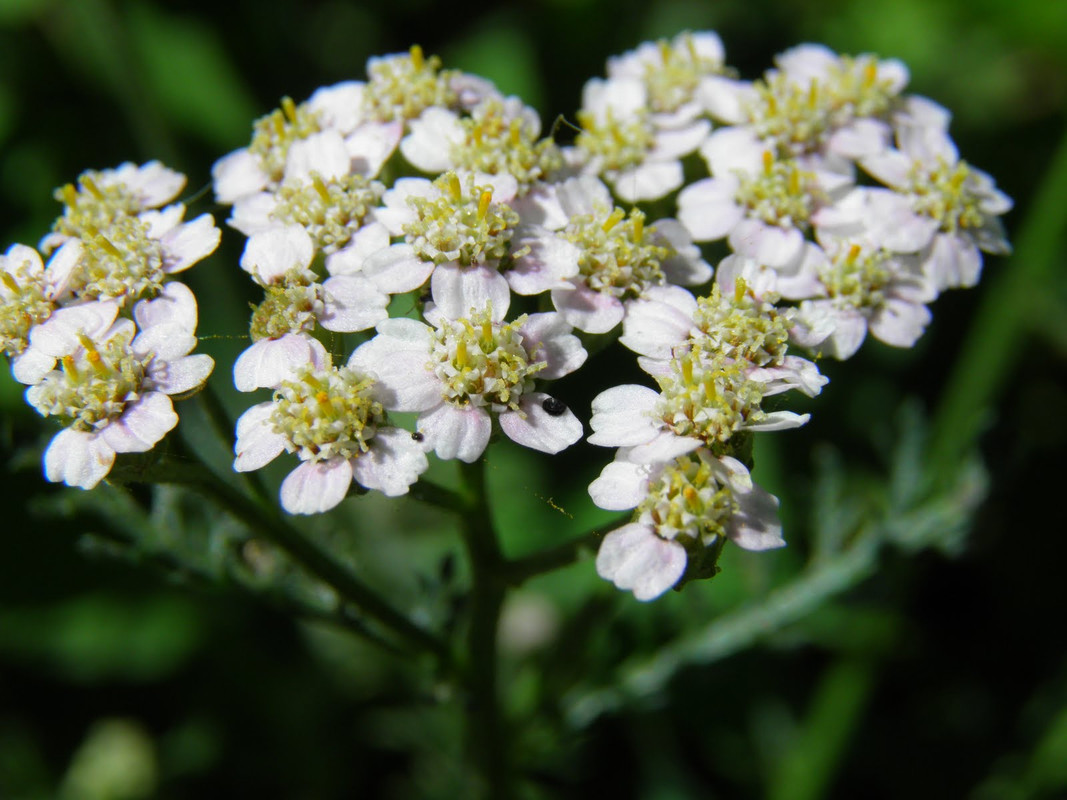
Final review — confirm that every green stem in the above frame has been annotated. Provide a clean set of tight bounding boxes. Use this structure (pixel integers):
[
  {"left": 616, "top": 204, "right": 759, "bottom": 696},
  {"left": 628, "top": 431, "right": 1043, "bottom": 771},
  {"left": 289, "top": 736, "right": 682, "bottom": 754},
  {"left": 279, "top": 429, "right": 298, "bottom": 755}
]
[
  {"left": 930, "top": 125, "right": 1067, "bottom": 471},
  {"left": 503, "top": 522, "right": 618, "bottom": 586},
  {"left": 458, "top": 459, "right": 512, "bottom": 798},
  {"left": 408, "top": 478, "right": 470, "bottom": 514},
  {"left": 149, "top": 446, "right": 449, "bottom": 660}
]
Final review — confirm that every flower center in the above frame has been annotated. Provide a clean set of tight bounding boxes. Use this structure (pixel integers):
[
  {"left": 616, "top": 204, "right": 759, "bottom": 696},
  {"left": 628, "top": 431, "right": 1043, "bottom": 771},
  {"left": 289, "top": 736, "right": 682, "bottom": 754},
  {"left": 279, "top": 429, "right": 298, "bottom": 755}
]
[
  {"left": 271, "top": 172, "right": 383, "bottom": 253},
  {"left": 403, "top": 172, "right": 518, "bottom": 266},
  {"left": 575, "top": 109, "right": 655, "bottom": 172},
  {"left": 27, "top": 331, "right": 146, "bottom": 431},
  {"left": 563, "top": 207, "right": 668, "bottom": 298},
  {"left": 249, "top": 276, "right": 325, "bottom": 341},
  {"left": 430, "top": 306, "right": 544, "bottom": 410},
  {"left": 72, "top": 216, "right": 166, "bottom": 302},
  {"left": 734, "top": 151, "right": 822, "bottom": 228},
  {"left": 908, "top": 157, "right": 989, "bottom": 234},
  {"left": 450, "top": 101, "right": 563, "bottom": 191},
  {"left": 270, "top": 365, "right": 385, "bottom": 462},
  {"left": 691, "top": 280, "right": 792, "bottom": 367},
  {"left": 249, "top": 97, "right": 323, "bottom": 184},
  {"left": 748, "top": 73, "right": 833, "bottom": 157},
  {"left": 363, "top": 45, "right": 458, "bottom": 123},
  {"left": 655, "top": 351, "right": 766, "bottom": 447},
  {"left": 0, "top": 262, "right": 54, "bottom": 358},
  {"left": 820, "top": 243, "right": 891, "bottom": 308},
  {"left": 638, "top": 450, "right": 738, "bottom": 544},
  {"left": 643, "top": 34, "right": 724, "bottom": 113},
  {"left": 50, "top": 173, "right": 143, "bottom": 246}
]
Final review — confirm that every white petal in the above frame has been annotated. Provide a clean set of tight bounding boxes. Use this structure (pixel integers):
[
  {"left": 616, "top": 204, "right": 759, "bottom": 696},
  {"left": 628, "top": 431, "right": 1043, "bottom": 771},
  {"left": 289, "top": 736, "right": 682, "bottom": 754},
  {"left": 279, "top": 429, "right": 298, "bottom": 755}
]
[
  {"left": 28, "top": 300, "right": 121, "bottom": 357},
  {"left": 728, "top": 483, "right": 785, "bottom": 550},
  {"left": 498, "top": 393, "right": 583, "bottom": 454},
  {"left": 284, "top": 130, "right": 351, "bottom": 184},
  {"left": 729, "top": 219, "right": 805, "bottom": 268},
  {"left": 346, "top": 121, "right": 403, "bottom": 177},
  {"left": 618, "top": 285, "right": 697, "bottom": 359},
  {"left": 362, "top": 244, "right": 434, "bottom": 294},
  {"left": 133, "top": 323, "right": 196, "bottom": 362},
  {"left": 627, "top": 431, "right": 701, "bottom": 463},
  {"left": 44, "top": 428, "right": 116, "bottom": 489},
  {"left": 596, "top": 523, "right": 687, "bottom": 601},
  {"left": 240, "top": 226, "right": 314, "bottom": 285},
  {"left": 233, "top": 334, "right": 327, "bottom": 392},
  {"left": 430, "top": 264, "right": 511, "bottom": 321},
  {"left": 151, "top": 353, "right": 214, "bottom": 395},
  {"left": 677, "top": 178, "right": 744, "bottom": 241},
  {"left": 506, "top": 235, "right": 582, "bottom": 295},
  {"left": 234, "top": 402, "right": 287, "bottom": 472},
  {"left": 280, "top": 459, "right": 353, "bottom": 515},
  {"left": 134, "top": 281, "right": 198, "bottom": 332},
  {"left": 588, "top": 384, "right": 661, "bottom": 447},
  {"left": 324, "top": 222, "right": 391, "bottom": 276},
  {"left": 351, "top": 428, "right": 428, "bottom": 496},
  {"left": 320, "top": 275, "right": 389, "bottom": 332},
  {"left": 550, "top": 284, "right": 624, "bottom": 334},
  {"left": 611, "top": 161, "right": 683, "bottom": 204},
  {"left": 869, "top": 298, "right": 931, "bottom": 348},
  {"left": 162, "top": 214, "right": 221, "bottom": 274},
  {"left": 400, "top": 107, "right": 463, "bottom": 173},
  {"left": 517, "top": 312, "right": 587, "bottom": 379},
  {"left": 100, "top": 392, "right": 178, "bottom": 454},
  {"left": 588, "top": 459, "right": 649, "bottom": 511},
  {"left": 418, "top": 404, "right": 491, "bottom": 463},
  {"left": 348, "top": 324, "right": 440, "bottom": 411},
  {"left": 212, "top": 148, "right": 269, "bottom": 204}
]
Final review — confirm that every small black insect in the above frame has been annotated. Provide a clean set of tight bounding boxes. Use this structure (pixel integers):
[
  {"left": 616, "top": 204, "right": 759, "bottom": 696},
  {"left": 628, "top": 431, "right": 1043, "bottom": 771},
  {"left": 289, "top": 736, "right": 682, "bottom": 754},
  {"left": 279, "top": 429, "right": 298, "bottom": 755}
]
[
  {"left": 411, "top": 431, "right": 425, "bottom": 442},
  {"left": 541, "top": 397, "right": 567, "bottom": 416}
]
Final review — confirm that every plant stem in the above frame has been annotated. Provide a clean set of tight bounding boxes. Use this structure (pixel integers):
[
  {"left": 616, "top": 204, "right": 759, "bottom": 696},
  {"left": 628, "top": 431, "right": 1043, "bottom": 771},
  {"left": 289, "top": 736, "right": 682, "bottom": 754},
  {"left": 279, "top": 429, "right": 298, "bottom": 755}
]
[{"left": 457, "top": 458, "right": 512, "bottom": 798}]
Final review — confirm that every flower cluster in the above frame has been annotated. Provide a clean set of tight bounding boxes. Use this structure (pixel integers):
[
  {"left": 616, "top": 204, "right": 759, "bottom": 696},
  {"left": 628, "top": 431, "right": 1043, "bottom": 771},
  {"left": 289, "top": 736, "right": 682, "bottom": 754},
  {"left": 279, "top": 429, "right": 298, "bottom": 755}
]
[{"left": 2, "top": 162, "right": 220, "bottom": 488}]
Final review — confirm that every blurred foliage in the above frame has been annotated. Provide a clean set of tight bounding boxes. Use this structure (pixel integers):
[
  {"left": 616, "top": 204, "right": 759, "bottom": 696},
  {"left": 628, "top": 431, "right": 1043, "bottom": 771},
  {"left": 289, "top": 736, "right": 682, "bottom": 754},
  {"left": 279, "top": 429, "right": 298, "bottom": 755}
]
[{"left": 1, "top": 0, "right": 1065, "bottom": 798}]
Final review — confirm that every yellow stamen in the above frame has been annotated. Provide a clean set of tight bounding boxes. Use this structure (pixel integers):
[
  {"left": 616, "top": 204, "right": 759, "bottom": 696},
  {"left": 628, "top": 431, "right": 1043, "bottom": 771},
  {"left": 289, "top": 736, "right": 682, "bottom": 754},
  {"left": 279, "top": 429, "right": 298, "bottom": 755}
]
[
  {"left": 61, "top": 355, "right": 79, "bottom": 380},
  {"left": 632, "top": 210, "right": 644, "bottom": 242},
  {"left": 734, "top": 276, "right": 747, "bottom": 304},
  {"left": 762, "top": 150, "right": 774, "bottom": 175},
  {"left": 1, "top": 272, "right": 19, "bottom": 292},
  {"left": 82, "top": 176, "right": 104, "bottom": 201},
  {"left": 281, "top": 96, "right": 297, "bottom": 123},
  {"left": 509, "top": 119, "right": 521, "bottom": 148},
  {"left": 312, "top": 175, "right": 331, "bottom": 202},
  {"left": 847, "top": 243, "right": 862, "bottom": 263},
  {"left": 863, "top": 61, "right": 877, "bottom": 88},
  {"left": 410, "top": 45, "right": 425, "bottom": 71},
  {"left": 456, "top": 338, "right": 468, "bottom": 369},
  {"left": 478, "top": 190, "right": 492, "bottom": 221},
  {"left": 60, "top": 184, "right": 78, "bottom": 207},
  {"left": 602, "top": 208, "right": 625, "bottom": 232}
]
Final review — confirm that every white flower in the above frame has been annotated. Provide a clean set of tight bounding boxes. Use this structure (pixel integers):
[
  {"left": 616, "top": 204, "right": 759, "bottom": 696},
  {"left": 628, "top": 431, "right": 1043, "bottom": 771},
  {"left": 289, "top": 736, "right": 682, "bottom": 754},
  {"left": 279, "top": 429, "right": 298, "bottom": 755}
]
[
  {"left": 350, "top": 304, "right": 586, "bottom": 462},
  {"left": 24, "top": 282, "right": 213, "bottom": 489},
  {"left": 233, "top": 351, "right": 428, "bottom": 514},
  {"left": 592, "top": 449, "right": 783, "bottom": 600}
]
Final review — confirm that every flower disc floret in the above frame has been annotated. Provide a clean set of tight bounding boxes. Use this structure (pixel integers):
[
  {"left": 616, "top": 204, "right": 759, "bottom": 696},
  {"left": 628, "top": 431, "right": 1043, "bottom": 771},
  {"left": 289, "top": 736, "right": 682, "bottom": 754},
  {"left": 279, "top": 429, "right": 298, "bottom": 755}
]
[
  {"left": 821, "top": 243, "right": 891, "bottom": 308},
  {"left": 451, "top": 101, "right": 563, "bottom": 188},
  {"left": 692, "top": 280, "right": 792, "bottom": 367},
  {"left": 73, "top": 216, "right": 166, "bottom": 300},
  {"left": 28, "top": 332, "right": 145, "bottom": 431},
  {"left": 638, "top": 450, "right": 739, "bottom": 544},
  {"left": 270, "top": 365, "right": 385, "bottom": 462},
  {"left": 564, "top": 207, "right": 668, "bottom": 299},
  {"left": 249, "top": 97, "right": 322, "bottom": 183},
  {"left": 824, "top": 56, "right": 899, "bottom": 120},
  {"left": 404, "top": 172, "right": 519, "bottom": 266},
  {"left": 575, "top": 109, "right": 655, "bottom": 172},
  {"left": 363, "top": 45, "right": 458, "bottom": 122},
  {"left": 733, "top": 152, "right": 822, "bottom": 228},
  {"left": 430, "top": 308, "right": 545, "bottom": 410},
  {"left": 644, "top": 34, "right": 726, "bottom": 113},
  {"left": 271, "top": 172, "right": 383, "bottom": 253},
  {"left": 1, "top": 263, "right": 53, "bottom": 358},
  {"left": 908, "top": 158, "right": 991, "bottom": 235},
  {"left": 655, "top": 352, "right": 766, "bottom": 446},
  {"left": 748, "top": 73, "right": 833, "bottom": 156},
  {"left": 249, "top": 278, "right": 325, "bottom": 341},
  {"left": 50, "top": 173, "right": 144, "bottom": 243}
]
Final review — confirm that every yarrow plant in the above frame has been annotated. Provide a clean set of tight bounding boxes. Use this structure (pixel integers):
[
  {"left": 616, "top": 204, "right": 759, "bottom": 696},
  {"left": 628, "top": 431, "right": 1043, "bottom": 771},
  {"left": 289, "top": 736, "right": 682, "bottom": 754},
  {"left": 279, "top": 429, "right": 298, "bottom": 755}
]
[{"left": 1, "top": 35, "right": 1012, "bottom": 797}]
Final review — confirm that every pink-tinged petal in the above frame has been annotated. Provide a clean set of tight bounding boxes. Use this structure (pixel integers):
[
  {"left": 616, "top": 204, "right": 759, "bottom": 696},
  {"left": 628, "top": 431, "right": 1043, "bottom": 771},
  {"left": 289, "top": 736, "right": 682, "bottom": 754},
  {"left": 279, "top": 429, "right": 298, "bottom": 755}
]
[
  {"left": 677, "top": 178, "right": 744, "bottom": 241},
  {"left": 284, "top": 131, "right": 351, "bottom": 184},
  {"left": 656, "top": 220, "right": 713, "bottom": 286},
  {"left": 507, "top": 236, "right": 581, "bottom": 295},
  {"left": 418, "top": 404, "right": 491, "bottom": 463},
  {"left": 550, "top": 284, "right": 624, "bottom": 334},
  {"left": 324, "top": 222, "right": 391, "bottom": 276},
  {"left": 151, "top": 353, "right": 214, "bottom": 395},
  {"left": 160, "top": 213, "right": 220, "bottom": 275},
  {"left": 43, "top": 239, "right": 82, "bottom": 299},
  {"left": 140, "top": 204, "right": 185, "bottom": 239},
  {"left": 280, "top": 459, "right": 353, "bottom": 515},
  {"left": 750, "top": 355, "right": 828, "bottom": 398},
  {"left": 746, "top": 411, "right": 810, "bottom": 432},
  {"left": 649, "top": 120, "right": 711, "bottom": 160},
  {"left": 555, "top": 174, "right": 613, "bottom": 218},
  {"left": 212, "top": 148, "right": 269, "bottom": 204},
  {"left": 307, "top": 81, "right": 366, "bottom": 133},
  {"left": 240, "top": 226, "right": 314, "bottom": 285},
  {"left": 728, "top": 483, "right": 785, "bottom": 550},
  {"left": 100, "top": 392, "right": 178, "bottom": 454},
  {"left": 728, "top": 220, "right": 805, "bottom": 268},
  {"left": 228, "top": 192, "right": 277, "bottom": 238},
  {"left": 589, "top": 459, "right": 649, "bottom": 510},
  {"left": 925, "top": 234, "right": 982, "bottom": 290},
  {"left": 133, "top": 323, "right": 196, "bottom": 362},
  {"left": 234, "top": 402, "right": 287, "bottom": 471},
  {"left": 134, "top": 281, "right": 198, "bottom": 333},
  {"left": 28, "top": 300, "right": 121, "bottom": 357},
  {"left": 828, "top": 118, "right": 890, "bottom": 160},
  {"left": 347, "top": 121, "right": 403, "bottom": 177},
  {"left": 499, "top": 393, "right": 583, "bottom": 454},
  {"left": 588, "top": 384, "right": 661, "bottom": 447},
  {"left": 400, "top": 107, "right": 463, "bottom": 173},
  {"left": 11, "top": 348, "right": 56, "bottom": 385},
  {"left": 618, "top": 286, "right": 697, "bottom": 358},
  {"left": 701, "top": 126, "right": 764, "bottom": 176},
  {"left": 430, "top": 264, "right": 511, "bottom": 321},
  {"left": 112, "top": 161, "right": 186, "bottom": 208},
  {"left": 233, "top": 334, "right": 327, "bottom": 392},
  {"left": 823, "top": 308, "right": 868, "bottom": 360},
  {"left": 627, "top": 431, "right": 701, "bottom": 464},
  {"left": 362, "top": 244, "right": 435, "bottom": 294},
  {"left": 611, "top": 161, "right": 683, "bottom": 203},
  {"left": 697, "top": 76, "right": 753, "bottom": 124},
  {"left": 596, "top": 523, "right": 687, "bottom": 601},
  {"left": 320, "top": 275, "right": 389, "bottom": 332},
  {"left": 517, "top": 312, "right": 587, "bottom": 379},
  {"left": 351, "top": 427, "right": 428, "bottom": 496},
  {"left": 859, "top": 150, "right": 911, "bottom": 190},
  {"left": 869, "top": 298, "right": 931, "bottom": 348},
  {"left": 44, "top": 428, "right": 116, "bottom": 489}
]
